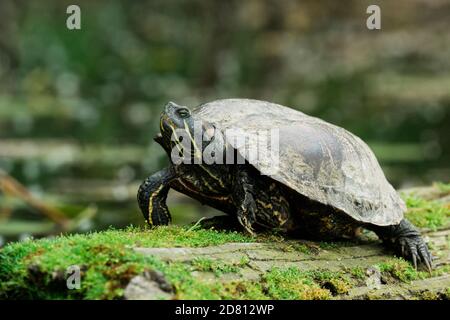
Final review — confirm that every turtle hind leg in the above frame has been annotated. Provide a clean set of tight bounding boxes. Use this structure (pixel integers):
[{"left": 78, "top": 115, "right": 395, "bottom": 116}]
[{"left": 368, "top": 219, "right": 433, "bottom": 271}]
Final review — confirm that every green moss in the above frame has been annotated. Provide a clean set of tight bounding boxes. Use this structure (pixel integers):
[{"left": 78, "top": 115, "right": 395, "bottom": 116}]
[
  {"left": 262, "top": 267, "right": 331, "bottom": 299},
  {"left": 376, "top": 258, "right": 449, "bottom": 286},
  {"left": 403, "top": 194, "right": 449, "bottom": 230},
  {"left": 260, "top": 267, "right": 353, "bottom": 299},
  {"left": 191, "top": 257, "right": 215, "bottom": 272},
  {"left": 435, "top": 182, "right": 450, "bottom": 193},
  {"left": 0, "top": 225, "right": 253, "bottom": 299},
  {"left": 239, "top": 255, "right": 250, "bottom": 266},
  {"left": 306, "top": 269, "right": 352, "bottom": 294},
  {"left": 1, "top": 226, "right": 347, "bottom": 300},
  {"left": 432, "top": 264, "right": 450, "bottom": 275},
  {"left": 318, "top": 241, "right": 354, "bottom": 250},
  {"left": 318, "top": 242, "right": 339, "bottom": 249},
  {"left": 191, "top": 258, "right": 240, "bottom": 276},
  {"left": 212, "top": 281, "right": 267, "bottom": 300},
  {"left": 377, "top": 258, "right": 426, "bottom": 283},
  {"left": 292, "top": 243, "right": 313, "bottom": 255},
  {"left": 0, "top": 228, "right": 353, "bottom": 300},
  {"left": 172, "top": 266, "right": 352, "bottom": 299},
  {"left": 349, "top": 267, "right": 366, "bottom": 280},
  {"left": 420, "top": 291, "right": 440, "bottom": 300},
  {"left": 152, "top": 265, "right": 348, "bottom": 300},
  {"left": 277, "top": 242, "right": 313, "bottom": 255}
]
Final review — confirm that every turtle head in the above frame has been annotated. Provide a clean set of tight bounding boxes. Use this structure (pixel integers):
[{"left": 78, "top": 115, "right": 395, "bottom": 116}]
[
  {"left": 155, "top": 101, "right": 225, "bottom": 164},
  {"left": 155, "top": 101, "right": 194, "bottom": 151}
]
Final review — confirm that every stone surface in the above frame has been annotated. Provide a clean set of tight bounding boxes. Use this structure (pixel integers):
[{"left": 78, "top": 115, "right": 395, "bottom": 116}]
[
  {"left": 124, "top": 270, "right": 174, "bottom": 300},
  {"left": 343, "top": 275, "right": 450, "bottom": 300}
]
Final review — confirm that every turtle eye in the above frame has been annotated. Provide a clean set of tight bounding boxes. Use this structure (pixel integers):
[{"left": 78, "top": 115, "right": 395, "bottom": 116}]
[{"left": 177, "top": 108, "right": 190, "bottom": 119}]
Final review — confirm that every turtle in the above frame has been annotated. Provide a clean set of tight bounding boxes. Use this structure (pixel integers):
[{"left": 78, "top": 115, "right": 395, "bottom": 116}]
[{"left": 137, "top": 99, "right": 432, "bottom": 270}]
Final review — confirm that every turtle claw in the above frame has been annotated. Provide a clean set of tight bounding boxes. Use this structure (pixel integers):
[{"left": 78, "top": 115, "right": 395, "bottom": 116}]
[
  {"left": 418, "top": 242, "right": 433, "bottom": 273},
  {"left": 237, "top": 213, "right": 255, "bottom": 235},
  {"left": 412, "top": 252, "right": 417, "bottom": 270},
  {"left": 400, "top": 243, "right": 406, "bottom": 257},
  {"left": 397, "top": 235, "right": 433, "bottom": 271},
  {"left": 424, "top": 259, "right": 433, "bottom": 274}
]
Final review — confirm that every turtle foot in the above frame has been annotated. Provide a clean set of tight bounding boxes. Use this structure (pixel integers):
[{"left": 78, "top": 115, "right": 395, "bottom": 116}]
[
  {"left": 395, "top": 234, "right": 433, "bottom": 272},
  {"left": 369, "top": 219, "right": 433, "bottom": 271}
]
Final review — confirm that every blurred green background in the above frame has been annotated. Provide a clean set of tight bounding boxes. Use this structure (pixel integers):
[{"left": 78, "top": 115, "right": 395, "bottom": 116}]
[{"left": 0, "top": 0, "right": 449, "bottom": 244}]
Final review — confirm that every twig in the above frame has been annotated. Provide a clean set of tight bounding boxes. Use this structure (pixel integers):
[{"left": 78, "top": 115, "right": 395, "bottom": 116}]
[
  {"left": 187, "top": 217, "right": 208, "bottom": 232},
  {"left": 0, "top": 169, "right": 70, "bottom": 230}
]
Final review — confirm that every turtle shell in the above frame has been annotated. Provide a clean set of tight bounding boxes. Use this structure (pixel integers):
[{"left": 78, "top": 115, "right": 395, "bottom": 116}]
[{"left": 192, "top": 99, "right": 405, "bottom": 226}]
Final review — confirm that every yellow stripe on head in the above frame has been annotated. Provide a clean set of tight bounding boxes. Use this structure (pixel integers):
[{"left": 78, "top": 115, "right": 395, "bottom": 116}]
[
  {"left": 181, "top": 120, "right": 226, "bottom": 188},
  {"left": 183, "top": 120, "right": 202, "bottom": 159}
]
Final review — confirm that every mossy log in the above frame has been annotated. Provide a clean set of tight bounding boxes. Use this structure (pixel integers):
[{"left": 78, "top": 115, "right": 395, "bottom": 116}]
[
  {"left": 128, "top": 226, "right": 449, "bottom": 300},
  {"left": 0, "top": 184, "right": 449, "bottom": 300}
]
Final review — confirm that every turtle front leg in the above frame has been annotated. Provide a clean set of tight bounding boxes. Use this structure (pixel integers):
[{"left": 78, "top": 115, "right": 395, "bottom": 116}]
[
  {"left": 369, "top": 219, "right": 433, "bottom": 271},
  {"left": 137, "top": 166, "right": 176, "bottom": 226},
  {"left": 232, "top": 165, "right": 257, "bottom": 234}
]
